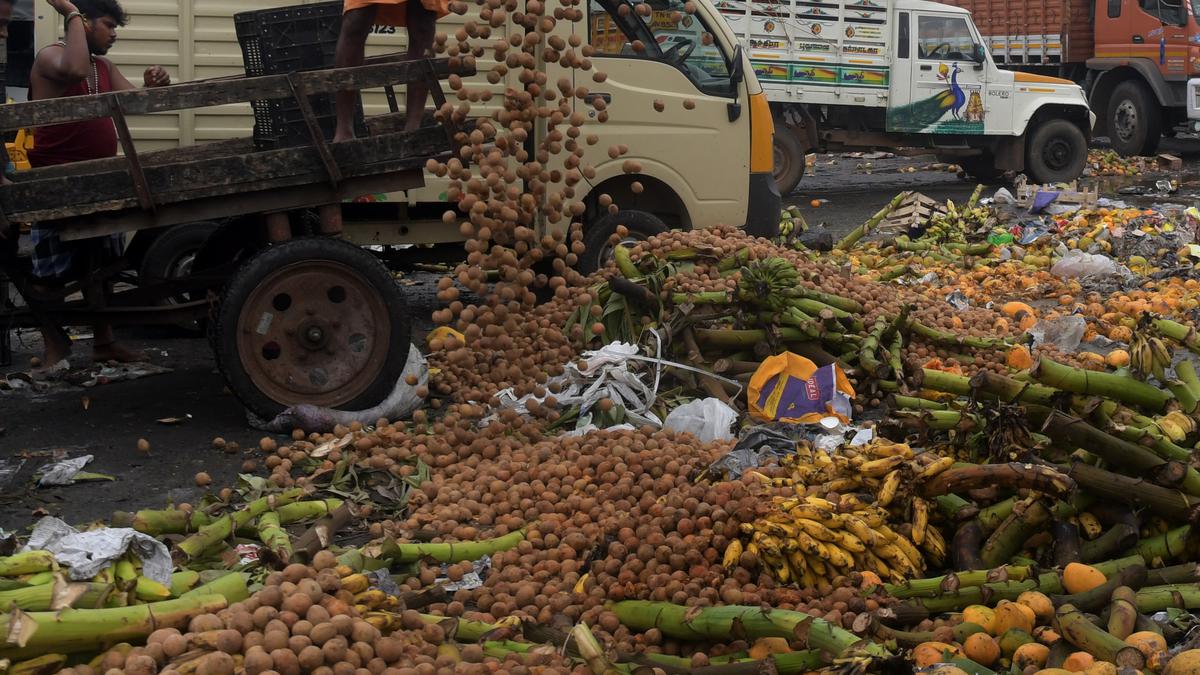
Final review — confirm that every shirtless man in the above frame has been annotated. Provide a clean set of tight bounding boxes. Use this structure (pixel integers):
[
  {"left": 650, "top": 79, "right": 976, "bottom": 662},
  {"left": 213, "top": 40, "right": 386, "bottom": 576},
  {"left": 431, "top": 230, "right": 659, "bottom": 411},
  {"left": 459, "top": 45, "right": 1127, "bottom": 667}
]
[
  {"left": 28, "top": 0, "right": 170, "bottom": 367},
  {"left": 333, "top": 0, "right": 449, "bottom": 142}
]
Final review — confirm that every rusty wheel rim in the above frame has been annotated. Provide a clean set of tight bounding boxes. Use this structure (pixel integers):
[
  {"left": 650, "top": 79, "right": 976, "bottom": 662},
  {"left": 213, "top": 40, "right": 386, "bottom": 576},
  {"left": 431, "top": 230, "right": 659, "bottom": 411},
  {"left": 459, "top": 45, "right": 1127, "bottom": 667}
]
[{"left": 235, "top": 259, "right": 391, "bottom": 409}]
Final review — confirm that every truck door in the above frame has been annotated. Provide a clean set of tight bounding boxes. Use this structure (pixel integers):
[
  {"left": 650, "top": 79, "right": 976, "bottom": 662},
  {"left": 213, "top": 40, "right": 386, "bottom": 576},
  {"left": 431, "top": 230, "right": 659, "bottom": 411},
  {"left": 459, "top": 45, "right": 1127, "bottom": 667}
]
[
  {"left": 887, "top": 11, "right": 991, "bottom": 134},
  {"left": 582, "top": 0, "right": 747, "bottom": 225},
  {"left": 1100, "top": 0, "right": 1189, "bottom": 79}
]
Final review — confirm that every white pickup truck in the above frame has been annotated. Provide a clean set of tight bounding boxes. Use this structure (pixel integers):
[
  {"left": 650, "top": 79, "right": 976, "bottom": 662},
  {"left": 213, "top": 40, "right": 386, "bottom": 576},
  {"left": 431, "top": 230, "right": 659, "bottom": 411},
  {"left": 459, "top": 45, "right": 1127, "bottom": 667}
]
[{"left": 716, "top": 0, "right": 1096, "bottom": 193}]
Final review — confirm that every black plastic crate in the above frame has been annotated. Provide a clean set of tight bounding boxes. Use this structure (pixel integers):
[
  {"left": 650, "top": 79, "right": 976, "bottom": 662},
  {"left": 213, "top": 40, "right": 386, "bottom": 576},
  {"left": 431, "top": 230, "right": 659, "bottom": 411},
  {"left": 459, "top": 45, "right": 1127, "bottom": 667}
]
[{"left": 235, "top": 2, "right": 365, "bottom": 150}]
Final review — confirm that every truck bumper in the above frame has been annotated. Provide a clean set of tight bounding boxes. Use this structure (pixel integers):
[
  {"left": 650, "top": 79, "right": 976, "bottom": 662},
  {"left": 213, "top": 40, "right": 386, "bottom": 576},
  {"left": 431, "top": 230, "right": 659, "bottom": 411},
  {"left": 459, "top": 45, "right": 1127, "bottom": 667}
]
[{"left": 744, "top": 171, "right": 781, "bottom": 239}]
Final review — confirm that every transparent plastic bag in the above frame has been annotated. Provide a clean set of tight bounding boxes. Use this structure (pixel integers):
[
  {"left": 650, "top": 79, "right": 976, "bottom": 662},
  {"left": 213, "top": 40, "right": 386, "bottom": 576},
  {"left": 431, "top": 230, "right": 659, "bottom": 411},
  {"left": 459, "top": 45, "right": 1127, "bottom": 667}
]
[{"left": 664, "top": 397, "right": 737, "bottom": 443}]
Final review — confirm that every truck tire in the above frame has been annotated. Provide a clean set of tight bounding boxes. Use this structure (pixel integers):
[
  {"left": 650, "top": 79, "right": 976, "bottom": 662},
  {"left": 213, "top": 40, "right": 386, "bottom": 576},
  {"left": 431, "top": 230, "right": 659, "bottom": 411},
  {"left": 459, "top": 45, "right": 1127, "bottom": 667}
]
[
  {"left": 139, "top": 222, "right": 221, "bottom": 332},
  {"left": 1025, "top": 119, "right": 1087, "bottom": 184},
  {"left": 772, "top": 129, "right": 806, "bottom": 196},
  {"left": 140, "top": 222, "right": 220, "bottom": 292},
  {"left": 578, "top": 210, "right": 668, "bottom": 277},
  {"left": 1107, "top": 81, "right": 1161, "bottom": 157},
  {"left": 211, "top": 237, "right": 411, "bottom": 420}
]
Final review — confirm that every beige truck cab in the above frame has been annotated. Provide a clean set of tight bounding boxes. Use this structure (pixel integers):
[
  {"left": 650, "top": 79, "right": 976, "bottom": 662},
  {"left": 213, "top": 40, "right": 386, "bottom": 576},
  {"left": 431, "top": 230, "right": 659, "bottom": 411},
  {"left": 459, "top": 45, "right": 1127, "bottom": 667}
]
[{"left": 33, "top": 0, "right": 780, "bottom": 274}]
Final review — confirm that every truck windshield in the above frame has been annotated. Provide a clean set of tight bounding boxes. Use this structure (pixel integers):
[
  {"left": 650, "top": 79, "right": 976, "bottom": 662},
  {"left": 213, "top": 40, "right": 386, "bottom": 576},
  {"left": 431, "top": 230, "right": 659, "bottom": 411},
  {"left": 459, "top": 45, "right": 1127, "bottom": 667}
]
[
  {"left": 916, "top": 15, "right": 978, "bottom": 61},
  {"left": 589, "top": 0, "right": 736, "bottom": 97}
]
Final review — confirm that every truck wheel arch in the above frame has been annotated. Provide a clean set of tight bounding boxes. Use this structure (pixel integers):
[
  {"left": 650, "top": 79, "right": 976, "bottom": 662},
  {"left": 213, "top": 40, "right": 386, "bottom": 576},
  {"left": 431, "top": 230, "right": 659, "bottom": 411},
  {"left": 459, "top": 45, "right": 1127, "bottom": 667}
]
[
  {"left": 1087, "top": 63, "right": 1176, "bottom": 136},
  {"left": 1024, "top": 104, "right": 1092, "bottom": 142},
  {"left": 583, "top": 174, "right": 692, "bottom": 232}
]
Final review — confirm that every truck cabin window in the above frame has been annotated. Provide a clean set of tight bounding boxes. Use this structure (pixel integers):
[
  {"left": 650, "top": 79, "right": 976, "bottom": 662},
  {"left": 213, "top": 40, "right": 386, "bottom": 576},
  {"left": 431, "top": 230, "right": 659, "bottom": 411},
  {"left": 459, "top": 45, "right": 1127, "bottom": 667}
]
[
  {"left": 588, "top": 0, "right": 735, "bottom": 97},
  {"left": 1138, "top": 0, "right": 1186, "bottom": 24},
  {"left": 916, "top": 15, "right": 979, "bottom": 61}
]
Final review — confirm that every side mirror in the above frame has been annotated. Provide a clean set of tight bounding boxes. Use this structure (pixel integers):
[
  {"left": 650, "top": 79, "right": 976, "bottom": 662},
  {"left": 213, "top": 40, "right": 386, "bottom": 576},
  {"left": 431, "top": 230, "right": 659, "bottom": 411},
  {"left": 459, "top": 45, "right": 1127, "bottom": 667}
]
[
  {"left": 730, "top": 44, "right": 745, "bottom": 85},
  {"left": 972, "top": 43, "right": 987, "bottom": 63}
]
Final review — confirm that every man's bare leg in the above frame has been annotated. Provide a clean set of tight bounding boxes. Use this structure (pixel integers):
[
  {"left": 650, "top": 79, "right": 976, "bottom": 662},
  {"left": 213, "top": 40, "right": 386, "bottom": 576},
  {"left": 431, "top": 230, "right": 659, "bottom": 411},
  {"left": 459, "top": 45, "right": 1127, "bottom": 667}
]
[
  {"left": 93, "top": 323, "right": 141, "bottom": 363},
  {"left": 334, "top": 6, "right": 379, "bottom": 143},
  {"left": 405, "top": 1, "right": 438, "bottom": 131},
  {"left": 37, "top": 323, "right": 71, "bottom": 368}
]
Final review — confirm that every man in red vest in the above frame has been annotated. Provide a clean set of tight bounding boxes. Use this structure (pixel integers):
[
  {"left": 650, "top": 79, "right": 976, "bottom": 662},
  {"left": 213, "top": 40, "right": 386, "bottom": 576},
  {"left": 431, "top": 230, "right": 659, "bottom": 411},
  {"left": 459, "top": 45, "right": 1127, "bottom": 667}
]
[{"left": 26, "top": 0, "right": 170, "bottom": 369}]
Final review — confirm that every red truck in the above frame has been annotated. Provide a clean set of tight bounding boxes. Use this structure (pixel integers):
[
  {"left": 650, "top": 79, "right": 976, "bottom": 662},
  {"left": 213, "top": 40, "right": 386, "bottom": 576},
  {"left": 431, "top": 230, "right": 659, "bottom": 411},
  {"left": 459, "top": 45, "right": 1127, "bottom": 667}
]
[{"left": 940, "top": 0, "right": 1195, "bottom": 156}]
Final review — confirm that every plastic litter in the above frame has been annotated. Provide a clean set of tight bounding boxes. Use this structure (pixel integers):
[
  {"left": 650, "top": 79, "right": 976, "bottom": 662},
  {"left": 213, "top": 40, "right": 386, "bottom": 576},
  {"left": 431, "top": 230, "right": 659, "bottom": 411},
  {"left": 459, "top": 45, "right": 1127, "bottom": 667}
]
[
  {"left": 254, "top": 344, "right": 427, "bottom": 433},
  {"left": 748, "top": 352, "right": 855, "bottom": 424},
  {"left": 944, "top": 291, "right": 970, "bottom": 311},
  {"left": 37, "top": 454, "right": 93, "bottom": 487},
  {"left": 21, "top": 516, "right": 173, "bottom": 585},
  {"left": 663, "top": 397, "right": 737, "bottom": 443},
  {"left": 1028, "top": 315, "right": 1088, "bottom": 353},
  {"left": 702, "top": 426, "right": 798, "bottom": 480},
  {"left": 1050, "top": 248, "right": 1133, "bottom": 280}
]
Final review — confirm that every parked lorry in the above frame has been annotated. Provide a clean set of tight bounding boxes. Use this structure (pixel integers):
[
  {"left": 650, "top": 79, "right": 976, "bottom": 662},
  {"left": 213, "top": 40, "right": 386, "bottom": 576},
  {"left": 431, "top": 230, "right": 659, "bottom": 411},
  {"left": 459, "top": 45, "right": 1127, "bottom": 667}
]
[
  {"left": 714, "top": 0, "right": 1094, "bottom": 194},
  {"left": 940, "top": 0, "right": 1193, "bottom": 158},
  {"left": 29, "top": 0, "right": 778, "bottom": 278},
  {"left": 4, "top": 0, "right": 777, "bottom": 413}
]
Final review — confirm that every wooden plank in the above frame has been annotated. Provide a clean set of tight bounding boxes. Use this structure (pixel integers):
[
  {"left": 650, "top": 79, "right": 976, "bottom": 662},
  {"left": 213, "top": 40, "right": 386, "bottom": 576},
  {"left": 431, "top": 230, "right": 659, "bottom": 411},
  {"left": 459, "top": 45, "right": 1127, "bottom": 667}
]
[
  {"left": 55, "top": 169, "right": 427, "bottom": 242},
  {"left": 15, "top": 138, "right": 254, "bottom": 180},
  {"left": 0, "top": 58, "right": 475, "bottom": 132},
  {"left": 1, "top": 126, "right": 449, "bottom": 221}
]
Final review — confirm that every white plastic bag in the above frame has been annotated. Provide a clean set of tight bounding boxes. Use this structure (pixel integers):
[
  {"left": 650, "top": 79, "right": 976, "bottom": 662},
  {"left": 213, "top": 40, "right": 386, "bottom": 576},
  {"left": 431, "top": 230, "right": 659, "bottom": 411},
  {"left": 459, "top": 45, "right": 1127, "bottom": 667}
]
[
  {"left": 663, "top": 398, "right": 737, "bottom": 443},
  {"left": 1028, "top": 315, "right": 1087, "bottom": 352},
  {"left": 1050, "top": 249, "right": 1130, "bottom": 279}
]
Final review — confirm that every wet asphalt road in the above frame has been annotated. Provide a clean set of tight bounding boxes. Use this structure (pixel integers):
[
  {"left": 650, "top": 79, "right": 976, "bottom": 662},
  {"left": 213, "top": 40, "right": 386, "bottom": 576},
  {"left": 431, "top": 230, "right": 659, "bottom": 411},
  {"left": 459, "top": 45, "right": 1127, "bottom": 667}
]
[{"left": 4, "top": 140, "right": 1200, "bottom": 531}]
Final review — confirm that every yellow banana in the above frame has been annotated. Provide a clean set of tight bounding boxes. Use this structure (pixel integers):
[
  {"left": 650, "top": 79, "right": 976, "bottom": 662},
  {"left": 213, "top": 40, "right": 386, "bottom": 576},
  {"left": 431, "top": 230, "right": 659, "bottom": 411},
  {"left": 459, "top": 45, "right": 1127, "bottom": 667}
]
[
  {"left": 922, "top": 525, "right": 947, "bottom": 567},
  {"left": 917, "top": 456, "right": 955, "bottom": 480},
  {"left": 794, "top": 518, "right": 839, "bottom": 543},
  {"left": 866, "top": 441, "right": 913, "bottom": 458},
  {"left": 786, "top": 504, "right": 844, "bottom": 526},
  {"left": 911, "top": 497, "right": 929, "bottom": 546},
  {"left": 859, "top": 455, "right": 907, "bottom": 477},
  {"left": 340, "top": 573, "right": 371, "bottom": 594},
  {"left": 890, "top": 534, "right": 926, "bottom": 573},
  {"left": 1077, "top": 512, "right": 1103, "bottom": 540},
  {"left": 877, "top": 470, "right": 902, "bottom": 507},
  {"left": 821, "top": 542, "right": 855, "bottom": 569},
  {"left": 834, "top": 529, "right": 866, "bottom": 554},
  {"left": 823, "top": 477, "right": 862, "bottom": 493},
  {"left": 841, "top": 514, "right": 881, "bottom": 548},
  {"left": 804, "top": 496, "right": 838, "bottom": 510},
  {"left": 722, "top": 540, "right": 744, "bottom": 570}
]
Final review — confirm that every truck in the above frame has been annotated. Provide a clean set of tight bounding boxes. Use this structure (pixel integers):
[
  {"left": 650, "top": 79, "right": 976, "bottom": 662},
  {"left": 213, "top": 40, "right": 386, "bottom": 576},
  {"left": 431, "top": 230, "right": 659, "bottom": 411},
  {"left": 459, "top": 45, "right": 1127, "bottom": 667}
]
[
  {"left": 3, "top": 0, "right": 777, "bottom": 415},
  {"left": 940, "top": 0, "right": 1193, "bottom": 158},
  {"left": 27, "top": 0, "right": 778, "bottom": 279},
  {"left": 715, "top": 0, "right": 1095, "bottom": 194}
]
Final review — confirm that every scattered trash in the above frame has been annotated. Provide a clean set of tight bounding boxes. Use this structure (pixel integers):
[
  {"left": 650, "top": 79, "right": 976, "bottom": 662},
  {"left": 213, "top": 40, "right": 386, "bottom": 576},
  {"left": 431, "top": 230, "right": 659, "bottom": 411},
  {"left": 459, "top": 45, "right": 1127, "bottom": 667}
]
[
  {"left": 748, "top": 352, "right": 855, "bottom": 425},
  {"left": 36, "top": 455, "right": 95, "bottom": 487},
  {"left": 21, "top": 516, "right": 173, "bottom": 585},
  {"left": 254, "top": 344, "right": 427, "bottom": 433},
  {"left": 663, "top": 397, "right": 737, "bottom": 443}
]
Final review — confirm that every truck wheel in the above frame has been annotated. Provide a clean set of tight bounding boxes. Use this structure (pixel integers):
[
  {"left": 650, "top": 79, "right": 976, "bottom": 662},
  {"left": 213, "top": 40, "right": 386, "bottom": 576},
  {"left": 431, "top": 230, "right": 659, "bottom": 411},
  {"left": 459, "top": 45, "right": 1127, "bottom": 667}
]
[
  {"left": 772, "top": 129, "right": 806, "bottom": 196},
  {"left": 211, "top": 237, "right": 411, "bottom": 420},
  {"left": 1025, "top": 119, "right": 1087, "bottom": 184},
  {"left": 1108, "top": 81, "right": 1162, "bottom": 157},
  {"left": 578, "top": 210, "right": 668, "bottom": 277}
]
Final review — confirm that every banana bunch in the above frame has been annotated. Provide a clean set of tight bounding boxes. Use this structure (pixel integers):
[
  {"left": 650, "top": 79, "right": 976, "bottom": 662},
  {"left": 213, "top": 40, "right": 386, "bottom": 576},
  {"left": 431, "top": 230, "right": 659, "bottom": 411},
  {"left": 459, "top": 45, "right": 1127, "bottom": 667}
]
[
  {"left": 1131, "top": 328, "right": 1173, "bottom": 381},
  {"left": 924, "top": 199, "right": 989, "bottom": 242},
  {"left": 751, "top": 439, "right": 954, "bottom": 572},
  {"left": 737, "top": 257, "right": 801, "bottom": 312},
  {"left": 732, "top": 493, "right": 932, "bottom": 586},
  {"left": 337, "top": 569, "right": 401, "bottom": 614},
  {"left": 778, "top": 206, "right": 806, "bottom": 239},
  {"left": 1153, "top": 410, "right": 1197, "bottom": 443}
]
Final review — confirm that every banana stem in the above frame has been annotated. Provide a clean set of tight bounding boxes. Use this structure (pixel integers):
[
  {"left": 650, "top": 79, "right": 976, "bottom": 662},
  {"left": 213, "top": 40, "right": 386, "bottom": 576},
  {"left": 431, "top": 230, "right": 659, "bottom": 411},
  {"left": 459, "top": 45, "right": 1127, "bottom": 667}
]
[
  {"left": 609, "top": 601, "right": 891, "bottom": 660},
  {"left": 0, "top": 552, "right": 57, "bottom": 577},
  {"left": 1032, "top": 357, "right": 1171, "bottom": 413},
  {"left": 835, "top": 191, "right": 910, "bottom": 251},
  {"left": 1153, "top": 318, "right": 1200, "bottom": 355},
  {"left": 384, "top": 528, "right": 527, "bottom": 563},
  {"left": 175, "top": 489, "right": 306, "bottom": 561}
]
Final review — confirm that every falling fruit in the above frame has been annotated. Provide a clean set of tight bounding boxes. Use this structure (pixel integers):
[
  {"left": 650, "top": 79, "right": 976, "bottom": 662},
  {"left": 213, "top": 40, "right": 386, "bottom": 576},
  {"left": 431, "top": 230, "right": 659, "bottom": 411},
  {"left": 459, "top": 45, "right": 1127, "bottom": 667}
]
[{"left": 195, "top": 472, "right": 212, "bottom": 487}]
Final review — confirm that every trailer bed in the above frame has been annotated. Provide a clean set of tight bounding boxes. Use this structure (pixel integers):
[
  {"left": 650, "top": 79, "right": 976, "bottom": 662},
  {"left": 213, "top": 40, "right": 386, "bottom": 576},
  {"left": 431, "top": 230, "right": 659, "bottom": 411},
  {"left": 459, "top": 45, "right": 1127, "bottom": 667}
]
[{"left": 0, "top": 57, "right": 470, "bottom": 238}]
